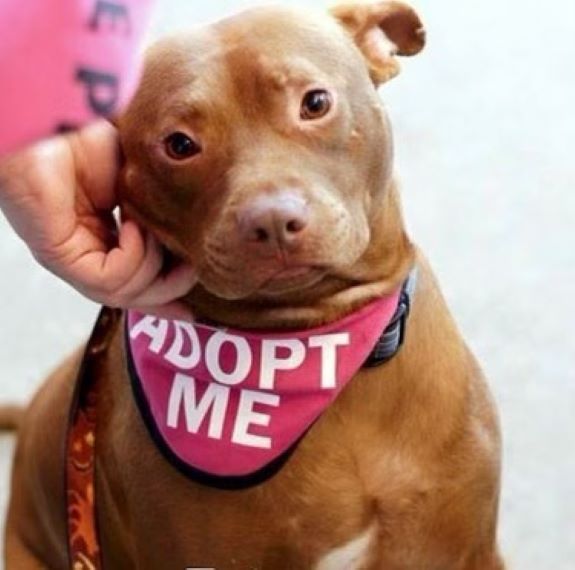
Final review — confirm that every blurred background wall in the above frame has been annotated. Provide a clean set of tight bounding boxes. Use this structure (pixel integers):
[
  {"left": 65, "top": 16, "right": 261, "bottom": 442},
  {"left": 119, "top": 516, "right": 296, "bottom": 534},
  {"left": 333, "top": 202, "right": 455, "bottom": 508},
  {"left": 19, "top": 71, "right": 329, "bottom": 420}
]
[{"left": 1, "top": 0, "right": 574, "bottom": 567}]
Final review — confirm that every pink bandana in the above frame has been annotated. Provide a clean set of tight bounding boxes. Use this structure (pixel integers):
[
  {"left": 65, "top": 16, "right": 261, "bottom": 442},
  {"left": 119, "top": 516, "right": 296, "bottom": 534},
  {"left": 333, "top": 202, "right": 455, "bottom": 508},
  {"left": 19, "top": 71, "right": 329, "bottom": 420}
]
[{"left": 127, "top": 292, "right": 400, "bottom": 485}]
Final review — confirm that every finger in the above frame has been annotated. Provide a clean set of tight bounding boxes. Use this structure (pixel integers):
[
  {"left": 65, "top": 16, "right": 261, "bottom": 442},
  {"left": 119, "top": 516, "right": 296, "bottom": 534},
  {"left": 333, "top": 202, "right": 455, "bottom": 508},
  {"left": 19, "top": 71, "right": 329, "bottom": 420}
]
[
  {"left": 109, "top": 229, "right": 164, "bottom": 301},
  {"left": 126, "top": 262, "right": 198, "bottom": 309},
  {"left": 60, "top": 220, "right": 150, "bottom": 299},
  {"left": 69, "top": 121, "right": 121, "bottom": 210}
]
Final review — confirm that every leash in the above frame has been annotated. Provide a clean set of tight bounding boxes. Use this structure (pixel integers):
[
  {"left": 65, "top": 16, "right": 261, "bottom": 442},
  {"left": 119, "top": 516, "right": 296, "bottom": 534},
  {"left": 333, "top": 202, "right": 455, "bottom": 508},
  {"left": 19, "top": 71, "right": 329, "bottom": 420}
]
[
  {"left": 64, "top": 272, "right": 416, "bottom": 568},
  {"left": 65, "top": 307, "right": 121, "bottom": 570}
]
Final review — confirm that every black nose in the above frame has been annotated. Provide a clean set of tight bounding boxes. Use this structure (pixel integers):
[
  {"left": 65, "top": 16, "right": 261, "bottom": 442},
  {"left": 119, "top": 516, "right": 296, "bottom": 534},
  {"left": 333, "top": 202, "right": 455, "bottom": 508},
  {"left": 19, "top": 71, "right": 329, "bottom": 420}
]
[{"left": 237, "top": 193, "right": 309, "bottom": 248}]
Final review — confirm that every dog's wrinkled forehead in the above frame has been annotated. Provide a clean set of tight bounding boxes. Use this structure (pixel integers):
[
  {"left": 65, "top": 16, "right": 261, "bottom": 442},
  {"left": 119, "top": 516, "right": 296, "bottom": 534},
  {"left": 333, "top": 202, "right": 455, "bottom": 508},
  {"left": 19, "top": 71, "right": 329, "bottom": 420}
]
[
  {"left": 139, "top": 7, "right": 363, "bottom": 113},
  {"left": 126, "top": 2, "right": 424, "bottom": 129},
  {"left": 213, "top": 6, "right": 359, "bottom": 78}
]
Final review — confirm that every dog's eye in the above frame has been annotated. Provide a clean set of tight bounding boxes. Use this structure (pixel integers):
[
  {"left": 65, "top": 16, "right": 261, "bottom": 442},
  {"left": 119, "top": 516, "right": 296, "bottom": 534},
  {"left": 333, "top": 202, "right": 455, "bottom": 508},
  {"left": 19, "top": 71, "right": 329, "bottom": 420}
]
[
  {"left": 163, "top": 132, "right": 201, "bottom": 160},
  {"left": 300, "top": 89, "right": 332, "bottom": 120}
]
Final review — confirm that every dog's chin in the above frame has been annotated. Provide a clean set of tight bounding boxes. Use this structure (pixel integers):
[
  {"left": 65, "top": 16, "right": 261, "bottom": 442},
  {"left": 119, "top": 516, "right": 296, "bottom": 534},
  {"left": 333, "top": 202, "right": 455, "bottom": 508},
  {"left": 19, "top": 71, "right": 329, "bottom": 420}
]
[
  {"left": 196, "top": 265, "right": 331, "bottom": 302},
  {"left": 257, "top": 267, "right": 327, "bottom": 297}
]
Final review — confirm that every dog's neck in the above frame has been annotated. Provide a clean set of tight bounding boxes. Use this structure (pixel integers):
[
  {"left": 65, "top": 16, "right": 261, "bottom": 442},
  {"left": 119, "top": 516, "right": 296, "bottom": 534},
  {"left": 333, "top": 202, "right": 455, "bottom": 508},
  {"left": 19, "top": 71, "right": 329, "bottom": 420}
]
[{"left": 186, "top": 181, "right": 414, "bottom": 330}]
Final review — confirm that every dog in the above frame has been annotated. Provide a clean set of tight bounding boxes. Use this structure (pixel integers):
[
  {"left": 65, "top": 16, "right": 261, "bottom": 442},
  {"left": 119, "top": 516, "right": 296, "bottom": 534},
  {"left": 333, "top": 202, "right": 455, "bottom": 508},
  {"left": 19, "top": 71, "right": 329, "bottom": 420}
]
[{"left": 3, "top": 2, "right": 504, "bottom": 568}]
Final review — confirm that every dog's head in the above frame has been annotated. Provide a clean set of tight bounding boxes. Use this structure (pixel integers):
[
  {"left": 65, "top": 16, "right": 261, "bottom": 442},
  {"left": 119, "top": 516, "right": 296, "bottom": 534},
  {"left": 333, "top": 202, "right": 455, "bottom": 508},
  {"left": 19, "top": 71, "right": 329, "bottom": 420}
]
[{"left": 118, "top": 2, "right": 424, "bottom": 326}]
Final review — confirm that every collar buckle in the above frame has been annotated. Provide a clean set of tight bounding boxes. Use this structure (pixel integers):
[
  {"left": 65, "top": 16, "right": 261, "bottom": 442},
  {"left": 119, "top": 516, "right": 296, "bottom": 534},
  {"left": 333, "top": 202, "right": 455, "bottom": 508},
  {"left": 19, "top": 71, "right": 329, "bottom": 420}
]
[{"left": 363, "top": 269, "right": 417, "bottom": 368}]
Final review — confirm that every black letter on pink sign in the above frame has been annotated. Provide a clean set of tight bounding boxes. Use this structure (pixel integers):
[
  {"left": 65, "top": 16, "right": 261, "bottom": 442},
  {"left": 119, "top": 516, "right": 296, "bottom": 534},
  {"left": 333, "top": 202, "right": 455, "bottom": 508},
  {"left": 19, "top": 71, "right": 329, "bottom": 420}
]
[
  {"left": 54, "top": 123, "right": 79, "bottom": 134},
  {"left": 89, "top": 1, "right": 130, "bottom": 34},
  {"left": 76, "top": 68, "right": 119, "bottom": 116}
]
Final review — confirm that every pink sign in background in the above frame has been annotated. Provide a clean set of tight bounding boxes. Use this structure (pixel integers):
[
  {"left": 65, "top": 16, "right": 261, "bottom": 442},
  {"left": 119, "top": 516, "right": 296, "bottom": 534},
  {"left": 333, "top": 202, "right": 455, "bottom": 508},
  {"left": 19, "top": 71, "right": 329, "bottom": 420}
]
[{"left": 0, "top": 0, "right": 155, "bottom": 156}]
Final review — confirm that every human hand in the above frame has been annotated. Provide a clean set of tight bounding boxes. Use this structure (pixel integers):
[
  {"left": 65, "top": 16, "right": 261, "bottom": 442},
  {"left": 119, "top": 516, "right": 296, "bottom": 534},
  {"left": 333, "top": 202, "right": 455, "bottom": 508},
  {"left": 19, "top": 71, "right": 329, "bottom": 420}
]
[{"left": 0, "top": 120, "right": 196, "bottom": 318}]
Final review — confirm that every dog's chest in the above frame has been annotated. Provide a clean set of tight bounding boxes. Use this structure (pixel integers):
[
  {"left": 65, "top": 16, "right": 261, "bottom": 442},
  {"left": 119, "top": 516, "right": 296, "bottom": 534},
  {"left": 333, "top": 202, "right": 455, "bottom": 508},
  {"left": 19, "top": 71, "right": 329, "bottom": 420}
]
[
  {"left": 106, "top": 387, "right": 438, "bottom": 570},
  {"left": 102, "top": 303, "right": 472, "bottom": 569}
]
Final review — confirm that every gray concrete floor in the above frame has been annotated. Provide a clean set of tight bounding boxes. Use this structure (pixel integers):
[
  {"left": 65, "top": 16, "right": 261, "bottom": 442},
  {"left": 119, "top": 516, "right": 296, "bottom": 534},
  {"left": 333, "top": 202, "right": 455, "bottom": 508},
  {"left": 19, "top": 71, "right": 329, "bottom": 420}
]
[{"left": 1, "top": 0, "right": 574, "bottom": 568}]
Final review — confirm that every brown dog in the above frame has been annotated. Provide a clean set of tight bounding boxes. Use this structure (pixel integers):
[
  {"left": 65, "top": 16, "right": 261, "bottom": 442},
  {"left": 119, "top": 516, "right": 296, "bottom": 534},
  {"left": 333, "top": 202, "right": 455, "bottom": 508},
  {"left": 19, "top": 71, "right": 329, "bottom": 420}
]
[{"left": 4, "top": 2, "right": 504, "bottom": 569}]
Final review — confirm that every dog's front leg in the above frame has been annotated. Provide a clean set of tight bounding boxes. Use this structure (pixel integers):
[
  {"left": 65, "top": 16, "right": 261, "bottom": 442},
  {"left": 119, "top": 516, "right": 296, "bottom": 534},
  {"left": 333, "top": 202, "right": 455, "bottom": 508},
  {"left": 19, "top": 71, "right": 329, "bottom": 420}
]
[{"left": 461, "top": 549, "right": 505, "bottom": 570}]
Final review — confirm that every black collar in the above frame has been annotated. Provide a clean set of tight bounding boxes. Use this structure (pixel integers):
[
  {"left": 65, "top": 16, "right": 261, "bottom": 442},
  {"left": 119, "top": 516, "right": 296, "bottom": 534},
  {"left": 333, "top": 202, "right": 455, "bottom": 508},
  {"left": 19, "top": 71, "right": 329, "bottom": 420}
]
[{"left": 363, "top": 268, "right": 417, "bottom": 368}]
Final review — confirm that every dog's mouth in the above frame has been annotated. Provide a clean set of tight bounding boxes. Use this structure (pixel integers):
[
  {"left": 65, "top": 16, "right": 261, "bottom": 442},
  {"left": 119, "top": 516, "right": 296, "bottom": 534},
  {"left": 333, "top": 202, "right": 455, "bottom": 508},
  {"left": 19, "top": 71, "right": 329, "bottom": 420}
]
[{"left": 190, "top": 255, "right": 334, "bottom": 302}]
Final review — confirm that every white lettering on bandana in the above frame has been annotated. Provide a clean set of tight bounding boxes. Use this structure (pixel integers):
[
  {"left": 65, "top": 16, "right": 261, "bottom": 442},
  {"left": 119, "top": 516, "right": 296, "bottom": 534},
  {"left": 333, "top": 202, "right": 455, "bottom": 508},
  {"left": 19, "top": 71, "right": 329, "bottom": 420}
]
[{"left": 127, "top": 291, "right": 400, "bottom": 479}]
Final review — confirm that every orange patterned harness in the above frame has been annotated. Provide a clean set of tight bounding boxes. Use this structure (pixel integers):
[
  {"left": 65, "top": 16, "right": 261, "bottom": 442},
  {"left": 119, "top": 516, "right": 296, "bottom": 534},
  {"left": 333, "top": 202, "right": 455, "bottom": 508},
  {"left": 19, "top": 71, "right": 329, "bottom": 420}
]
[{"left": 65, "top": 307, "right": 120, "bottom": 570}]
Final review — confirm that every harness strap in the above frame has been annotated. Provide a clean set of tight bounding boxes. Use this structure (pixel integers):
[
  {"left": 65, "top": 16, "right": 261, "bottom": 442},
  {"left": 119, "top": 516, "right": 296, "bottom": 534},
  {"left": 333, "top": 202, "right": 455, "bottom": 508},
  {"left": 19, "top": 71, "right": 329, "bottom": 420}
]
[
  {"left": 363, "top": 269, "right": 417, "bottom": 368},
  {"left": 65, "top": 307, "right": 121, "bottom": 570}
]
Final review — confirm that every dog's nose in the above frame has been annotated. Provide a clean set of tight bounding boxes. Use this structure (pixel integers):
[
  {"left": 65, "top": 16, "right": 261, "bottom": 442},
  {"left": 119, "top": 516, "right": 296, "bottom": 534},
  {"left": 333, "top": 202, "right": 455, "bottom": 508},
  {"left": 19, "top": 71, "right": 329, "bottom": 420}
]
[{"left": 237, "top": 193, "right": 309, "bottom": 248}]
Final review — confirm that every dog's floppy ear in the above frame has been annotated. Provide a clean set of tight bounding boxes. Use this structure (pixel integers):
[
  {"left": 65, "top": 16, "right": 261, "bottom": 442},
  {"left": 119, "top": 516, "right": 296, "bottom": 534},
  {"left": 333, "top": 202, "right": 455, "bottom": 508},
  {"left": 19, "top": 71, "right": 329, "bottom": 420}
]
[{"left": 331, "top": 1, "right": 425, "bottom": 84}]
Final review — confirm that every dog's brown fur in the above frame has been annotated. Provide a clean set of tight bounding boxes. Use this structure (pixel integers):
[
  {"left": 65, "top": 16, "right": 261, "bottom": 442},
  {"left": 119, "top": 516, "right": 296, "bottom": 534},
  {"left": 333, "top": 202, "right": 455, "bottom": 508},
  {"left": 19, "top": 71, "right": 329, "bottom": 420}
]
[{"left": 4, "top": 3, "right": 504, "bottom": 569}]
